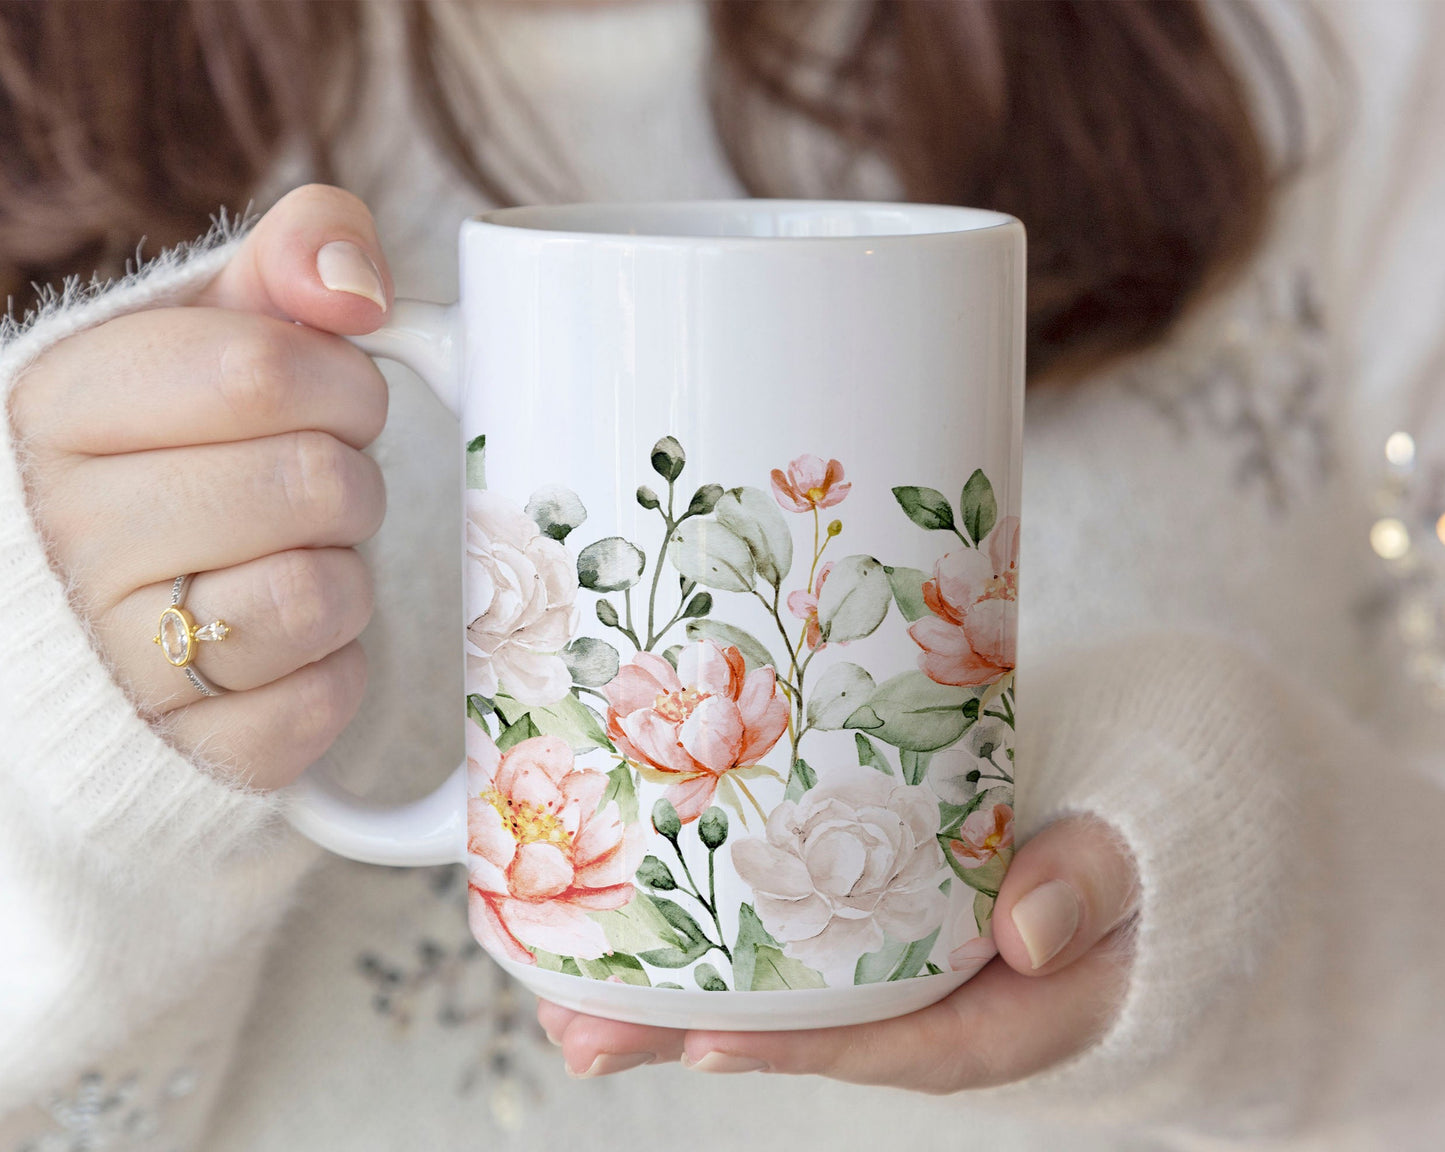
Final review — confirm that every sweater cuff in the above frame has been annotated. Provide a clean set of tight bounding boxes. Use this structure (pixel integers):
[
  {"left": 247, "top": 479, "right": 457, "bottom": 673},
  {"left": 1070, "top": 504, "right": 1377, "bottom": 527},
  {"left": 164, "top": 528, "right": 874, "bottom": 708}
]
[
  {"left": 0, "top": 226, "right": 284, "bottom": 868},
  {"left": 996, "top": 632, "right": 1296, "bottom": 1121}
]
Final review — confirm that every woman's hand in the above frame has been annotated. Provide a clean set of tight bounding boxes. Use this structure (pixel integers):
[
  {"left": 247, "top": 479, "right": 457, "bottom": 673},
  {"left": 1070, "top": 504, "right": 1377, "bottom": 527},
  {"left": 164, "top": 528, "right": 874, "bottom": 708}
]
[
  {"left": 538, "top": 815, "right": 1139, "bottom": 1088},
  {"left": 6, "top": 185, "right": 394, "bottom": 790}
]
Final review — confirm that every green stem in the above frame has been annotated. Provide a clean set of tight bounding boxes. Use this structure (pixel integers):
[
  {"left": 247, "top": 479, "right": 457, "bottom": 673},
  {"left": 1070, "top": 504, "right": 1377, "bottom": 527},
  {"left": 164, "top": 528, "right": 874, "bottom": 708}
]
[
  {"left": 666, "top": 835, "right": 731, "bottom": 962},
  {"left": 976, "top": 770, "right": 1013, "bottom": 785},
  {"left": 953, "top": 527, "right": 973, "bottom": 547},
  {"left": 807, "top": 506, "right": 821, "bottom": 592},
  {"left": 643, "top": 481, "right": 677, "bottom": 650}
]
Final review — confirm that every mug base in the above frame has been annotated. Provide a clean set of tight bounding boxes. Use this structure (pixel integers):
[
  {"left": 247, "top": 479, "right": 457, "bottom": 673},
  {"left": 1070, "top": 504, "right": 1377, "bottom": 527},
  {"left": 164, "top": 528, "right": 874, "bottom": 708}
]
[{"left": 494, "top": 955, "right": 974, "bottom": 1031}]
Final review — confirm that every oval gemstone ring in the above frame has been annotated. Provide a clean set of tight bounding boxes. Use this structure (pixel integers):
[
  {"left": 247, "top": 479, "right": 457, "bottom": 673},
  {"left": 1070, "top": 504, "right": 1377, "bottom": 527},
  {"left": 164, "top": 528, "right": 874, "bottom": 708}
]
[{"left": 153, "top": 574, "right": 230, "bottom": 669}]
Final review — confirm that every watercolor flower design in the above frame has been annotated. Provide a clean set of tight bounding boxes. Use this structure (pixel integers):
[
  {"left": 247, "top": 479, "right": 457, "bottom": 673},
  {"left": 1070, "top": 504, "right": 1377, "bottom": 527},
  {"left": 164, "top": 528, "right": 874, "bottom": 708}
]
[
  {"left": 770, "top": 454, "right": 851, "bottom": 512},
  {"left": 460, "top": 434, "right": 1017, "bottom": 991},
  {"left": 603, "top": 641, "right": 789, "bottom": 823},
  {"left": 467, "top": 732, "right": 646, "bottom": 964},
  {"left": 465, "top": 490, "right": 578, "bottom": 706},
  {"left": 731, "top": 766, "right": 948, "bottom": 968},
  {"left": 909, "top": 516, "right": 1019, "bottom": 687},
  {"left": 946, "top": 802, "right": 1014, "bottom": 871}
]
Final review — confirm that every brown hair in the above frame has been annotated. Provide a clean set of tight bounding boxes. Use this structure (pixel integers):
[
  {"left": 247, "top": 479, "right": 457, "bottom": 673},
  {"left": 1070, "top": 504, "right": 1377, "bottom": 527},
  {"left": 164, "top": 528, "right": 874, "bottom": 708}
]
[{"left": 0, "top": 0, "right": 1301, "bottom": 381}]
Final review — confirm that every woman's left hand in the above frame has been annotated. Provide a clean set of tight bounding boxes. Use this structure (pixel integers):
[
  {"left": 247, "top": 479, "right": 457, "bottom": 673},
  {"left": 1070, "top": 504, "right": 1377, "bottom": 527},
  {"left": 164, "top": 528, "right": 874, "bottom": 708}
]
[{"left": 537, "top": 815, "right": 1138, "bottom": 1087}]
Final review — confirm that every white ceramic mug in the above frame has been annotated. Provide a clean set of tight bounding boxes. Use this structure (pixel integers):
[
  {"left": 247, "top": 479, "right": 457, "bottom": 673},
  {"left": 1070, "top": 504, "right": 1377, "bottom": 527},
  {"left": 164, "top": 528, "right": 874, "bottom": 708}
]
[{"left": 287, "top": 200, "right": 1025, "bottom": 1030}]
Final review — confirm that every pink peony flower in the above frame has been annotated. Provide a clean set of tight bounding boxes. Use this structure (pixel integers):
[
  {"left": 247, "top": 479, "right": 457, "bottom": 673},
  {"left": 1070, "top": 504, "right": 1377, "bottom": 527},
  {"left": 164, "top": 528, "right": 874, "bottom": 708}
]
[
  {"left": 908, "top": 516, "right": 1019, "bottom": 687},
  {"left": 785, "top": 561, "right": 835, "bottom": 650},
  {"left": 467, "top": 733, "right": 646, "bottom": 965},
  {"left": 947, "top": 803, "right": 1014, "bottom": 870},
  {"left": 603, "top": 641, "right": 789, "bottom": 822},
  {"left": 770, "top": 454, "right": 851, "bottom": 513}
]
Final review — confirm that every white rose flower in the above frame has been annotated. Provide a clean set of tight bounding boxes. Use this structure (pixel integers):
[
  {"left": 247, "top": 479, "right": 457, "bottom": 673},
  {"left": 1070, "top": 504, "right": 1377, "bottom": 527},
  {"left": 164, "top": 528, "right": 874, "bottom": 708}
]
[
  {"left": 465, "top": 490, "right": 578, "bottom": 706},
  {"left": 731, "top": 766, "right": 947, "bottom": 968}
]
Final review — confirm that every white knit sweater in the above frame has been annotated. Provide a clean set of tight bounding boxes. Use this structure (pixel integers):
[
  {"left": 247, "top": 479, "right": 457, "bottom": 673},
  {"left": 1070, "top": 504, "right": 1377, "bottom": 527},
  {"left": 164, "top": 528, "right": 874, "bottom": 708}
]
[{"left": 3, "top": 3, "right": 1444, "bottom": 1149}]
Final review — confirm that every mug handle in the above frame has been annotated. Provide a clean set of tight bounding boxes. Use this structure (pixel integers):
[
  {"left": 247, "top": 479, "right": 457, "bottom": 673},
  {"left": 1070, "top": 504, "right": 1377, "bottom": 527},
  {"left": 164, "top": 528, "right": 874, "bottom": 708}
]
[{"left": 282, "top": 299, "right": 470, "bottom": 867}]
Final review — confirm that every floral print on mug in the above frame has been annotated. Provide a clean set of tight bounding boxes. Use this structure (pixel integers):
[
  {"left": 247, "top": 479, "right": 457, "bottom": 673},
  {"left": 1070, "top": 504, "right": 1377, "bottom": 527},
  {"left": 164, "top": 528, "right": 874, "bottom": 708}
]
[{"left": 462, "top": 434, "right": 1016, "bottom": 991}]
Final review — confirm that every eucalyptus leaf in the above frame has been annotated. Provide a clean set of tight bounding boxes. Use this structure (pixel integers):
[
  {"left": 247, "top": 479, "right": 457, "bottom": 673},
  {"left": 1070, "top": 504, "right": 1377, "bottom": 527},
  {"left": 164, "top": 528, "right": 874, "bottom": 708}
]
[
  {"left": 960, "top": 469, "right": 998, "bottom": 545},
  {"left": 843, "top": 671, "right": 976, "bottom": 751},
  {"left": 783, "top": 758, "right": 817, "bottom": 802},
  {"left": 576, "top": 953, "right": 650, "bottom": 986},
  {"left": 636, "top": 485, "right": 661, "bottom": 510},
  {"left": 578, "top": 536, "right": 646, "bottom": 592},
  {"left": 680, "top": 592, "right": 713, "bottom": 619},
  {"left": 525, "top": 484, "right": 587, "bottom": 542},
  {"left": 816, "top": 555, "right": 891, "bottom": 643},
  {"left": 590, "top": 894, "right": 686, "bottom": 954},
  {"left": 636, "top": 855, "right": 677, "bottom": 891},
  {"left": 805, "top": 662, "right": 875, "bottom": 731},
  {"left": 853, "top": 928, "right": 942, "bottom": 985},
  {"left": 733, "top": 903, "right": 825, "bottom": 991},
  {"left": 687, "top": 484, "right": 724, "bottom": 516},
  {"left": 669, "top": 519, "right": 755, "bottom": 592},
  {"left": 892, "top": 485, "right": 955, "bottom": 532},
  {"left": 854, "top": 733, "right": 894, "bottom": 775},
  {"left": 715, "top": 486, "right": 793, "bottom": 588},
  {"left": 684, "top": 620, "right": 776, "bottom": 672},
  {"left": 637, "top": 896, "right": 712, "bottom": 967},
  {"left": 595, "top": 600, "right": 620, "bottom": 628},
  {"left": 885, "top": 565, "right": 932, "bottom": 622},
  {"left": 561, "top": 637, "right": 620, "bottom": 688},
  {"left": 694, "top": 963, "right": 729, "bottom": 991}
]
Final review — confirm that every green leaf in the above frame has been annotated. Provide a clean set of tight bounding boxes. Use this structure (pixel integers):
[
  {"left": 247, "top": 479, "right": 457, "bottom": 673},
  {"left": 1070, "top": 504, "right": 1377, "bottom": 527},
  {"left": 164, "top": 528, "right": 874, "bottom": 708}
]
[
  {"left": 805, "top": 662, "right": 875, "bottom": 731},
  {"left": 687, "top": 484, "right": 724, "bottom": 516},
  {"left": 525, "top": 484, "right": 587, "bottom": 542},
  {"left": 651, "top": 797, "right": 682, "bottom": 839},
  {"left": 683, "top": 620, "right": 777, "bottom": 672},
  {"left": 960, "top": 469, "right": 998, "bottom": 545},
  {"left": 974, "top": 891, "right": 995, "bottom": 936},
  {"left": 637, "top": 896, "right": 713, "bottom": 967},
  {"left": 694, "top": 963, "right": 729, "bottom": 991},
  {"left": 466, "top": 693, "right": 494, "bottom": 734},
  {"left": 596, "top": 599, "right": 620, "bottom": 628},
  {"left": 650, "top": 435, "right": 686, "bottom": 482},
  {"left": 560, "top": 957, "right": 583, "bottom": 978},
  {"left": 495, "top": 712, "right": 540, "bottom": 751},
  {"left": 680, "top": 591, "right": 713, "bottom": 619},
  {"left": 698, "top": 806, "right": 729, "bottom": 851},
  {"left": 656, "top": 982, "right": 685, "bottom": 990},
  {"left": 783, "top": 758, "right": 817, "bottom": 802},
  {"left": 733, "top": 904, "right": 825, "bottom": 991},
  {"left": 938, "top": 786, "right": 1011, "bottom": 838},
  {"left": 854, "top": 928, "right": 942, "bottom": 985},
  {"left": 636, "top": 485, "right": 661, "bottom": 510},
  {"left": 465, "top": 433, "right": 487, "bottom": 490},
  {"left": 899, "top": 748, "right": 933, "bottom": 786},
  {"left": 577, "top": 536, "right": 646, "bottom": 592},
  {"left": 591, "top": 894, "right": 686, "bottom": 954},
  {"left": 636, "top": 855, "right": 677, "bottom": 891},
  {"left": 843, "top": 671, "right": 976, "bottom": 751},
  {"left": 561, "top": 637, "right": 620, "bottom": 688},
  {"left": 892, "top": 485, "right": 955, "bottom": 532},
  {"left": 715, "top": 486, "right": 793, "bottom": 588},
  {"left": 494, "top": 692, "right": 614, "bottom": 754},
  {"left": 576, "top": 953, "right": 651, "bottom": 986},
  {"left": 669, "top": 519, "right": 756, "bottom": 593},
  {"left": 884, "top": 565, "right": 932, "bottom": 622},
  {"left": 662, "top": 644, "right": 683, "bottom": 669},
  {"left": 599, "top": 763, "right": 639, "bottom": 825},
  {"left": 925, "top": 961, "right": 944, "bottom": 976},
  {"left": 854, "top": 733, "right": 894, "bottom": 775},
  {"left": 816, "top": 555, "right": 891, "bottom": 643}
]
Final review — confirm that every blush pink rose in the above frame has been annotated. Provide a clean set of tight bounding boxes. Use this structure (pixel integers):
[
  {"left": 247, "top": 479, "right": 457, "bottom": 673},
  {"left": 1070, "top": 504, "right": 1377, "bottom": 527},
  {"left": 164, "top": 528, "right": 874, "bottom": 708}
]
[
  {"left": 770, "top": 454, "right": 851, "bottom": 513},
  {"left": 947, "top": 802, "right": 1014, "bottom": 870},
  {"left": 467, "top": 733, "right": 646, "bottom": 964},
  {"left": 785, "top": 561, "right": 834, "bottom": 650},
  {"left": 908, "top": 516, "right": 1019, "bottom": 687},
  {"left": 603, "top": 641, "right": 789, "bottom": 822}
]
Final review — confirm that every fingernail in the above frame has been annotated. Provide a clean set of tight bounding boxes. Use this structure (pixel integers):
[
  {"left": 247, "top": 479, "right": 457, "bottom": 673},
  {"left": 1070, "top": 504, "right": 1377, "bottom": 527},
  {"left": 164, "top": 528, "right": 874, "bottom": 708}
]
[
  {"left": 1011, "top": 879, "right": 1081, "bottom": 969},
  {"left": 316, "top": 240, "right": 387, "bottom": 310},
  {"left": 569, "top": 1052, "right": 655, "bottom": 1078},
  {"left": 683, "top": 1052, "right": 769, "bottom": 1074},
  {"left": 543, "top": 1029, "right": 563, "bottom": 1048}
]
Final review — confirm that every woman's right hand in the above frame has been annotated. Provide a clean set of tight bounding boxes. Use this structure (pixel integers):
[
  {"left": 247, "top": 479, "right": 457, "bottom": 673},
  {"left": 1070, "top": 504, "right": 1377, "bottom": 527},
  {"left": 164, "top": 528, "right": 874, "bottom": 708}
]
[{"left": 6, "top": 185, "right": 395, "bottom": 790}]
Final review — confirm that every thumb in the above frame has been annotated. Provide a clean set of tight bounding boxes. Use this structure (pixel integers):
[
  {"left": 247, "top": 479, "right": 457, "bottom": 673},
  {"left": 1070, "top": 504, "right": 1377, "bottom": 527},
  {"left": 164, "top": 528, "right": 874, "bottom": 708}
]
[
  {"left": 993, "top": 814, "right": 1140, "bottom": 976},
  {"left": 196, "top": 183, "right": 392, "bottom": 334}
]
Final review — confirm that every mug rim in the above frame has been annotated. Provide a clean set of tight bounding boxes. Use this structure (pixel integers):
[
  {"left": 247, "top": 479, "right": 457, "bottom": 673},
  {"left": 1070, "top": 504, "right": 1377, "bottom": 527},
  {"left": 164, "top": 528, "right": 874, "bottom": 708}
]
[{"left": 468, "top": 198, "right": 1021, "bottom": 247}]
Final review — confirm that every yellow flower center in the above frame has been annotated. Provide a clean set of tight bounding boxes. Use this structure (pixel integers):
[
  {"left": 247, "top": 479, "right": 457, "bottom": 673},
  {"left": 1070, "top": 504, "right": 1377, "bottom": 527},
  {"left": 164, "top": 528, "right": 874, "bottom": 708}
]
[
  {"left": 983, "top": 572, "right": 1017, "bottom": 601},
  {"left": 484, "top": 789, "right": 571, "bottom": 848},
  {"left": 982, "top": 827, "right": 1006, "bottom": 852},
  {"left": 654, "top": 685, "right": 707, "bottom": 724},
  {"left": 806, "top": 486, "right": 827, "bottom": 505}
]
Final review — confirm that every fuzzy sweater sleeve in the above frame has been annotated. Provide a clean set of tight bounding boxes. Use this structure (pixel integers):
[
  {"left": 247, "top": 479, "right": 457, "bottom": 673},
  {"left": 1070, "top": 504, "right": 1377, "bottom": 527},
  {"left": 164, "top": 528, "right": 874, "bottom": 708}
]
[{"left": 0, "top": 229, "right": 317, "bottom": 1117}]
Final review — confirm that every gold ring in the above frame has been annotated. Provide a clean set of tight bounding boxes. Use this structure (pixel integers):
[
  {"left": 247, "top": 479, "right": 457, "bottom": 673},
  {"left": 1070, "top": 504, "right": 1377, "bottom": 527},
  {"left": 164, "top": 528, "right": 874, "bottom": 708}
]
[{"left": 152, "top": 574, "right": 230, "bottom": 695}]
